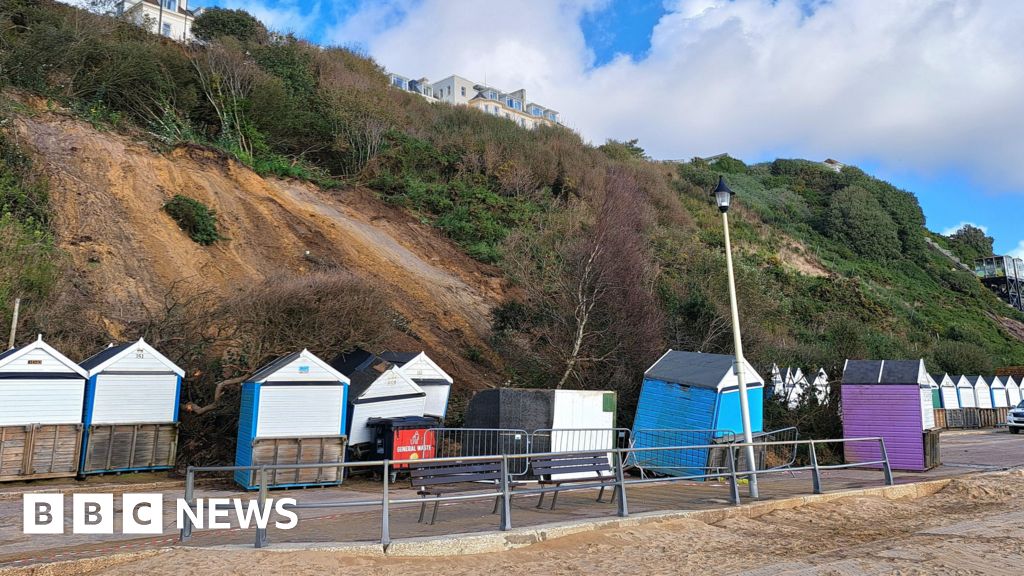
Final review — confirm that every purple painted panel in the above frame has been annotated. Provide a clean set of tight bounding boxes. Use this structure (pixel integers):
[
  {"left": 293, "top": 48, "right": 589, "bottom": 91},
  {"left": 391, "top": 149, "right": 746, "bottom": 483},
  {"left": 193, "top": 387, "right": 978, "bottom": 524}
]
[{"left": 841, "top": 384, "right": 925, "bottom": 471}]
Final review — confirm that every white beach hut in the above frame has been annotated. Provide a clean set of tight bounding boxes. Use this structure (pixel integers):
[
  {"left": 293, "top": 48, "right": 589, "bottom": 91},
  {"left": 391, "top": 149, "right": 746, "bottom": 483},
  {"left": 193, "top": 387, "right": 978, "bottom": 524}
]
[
  {"left": 990, "top": 376, "right": 1009, "bottom": 409},
  {"left": 935, "top": 373, "right": 959, "bottom": 409},
  {"left": 969, "top": 375, "right": 993, "bottom": 409},
  {"left": 379, "top": 351, "right": 453, "bottom": 420},
  {"left": 1006, "top": 376, "right": 1022, "bottom": 406},
  {"left": 955, "top": 375, "right": 977, "bottom": 408}
]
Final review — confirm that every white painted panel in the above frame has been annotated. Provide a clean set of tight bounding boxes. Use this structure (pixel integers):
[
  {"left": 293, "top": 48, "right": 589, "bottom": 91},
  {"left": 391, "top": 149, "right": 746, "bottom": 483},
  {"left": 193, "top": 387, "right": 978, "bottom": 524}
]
[
  {"left": 959, "top": 386, "right": 977, "bottom": 408},
  {"left": 920, "top": 387, "right": 935, "bottom": 430},
  {"left": 993, "top": 385, "right": 1009, "bottom": 408},
  {"left": 1008, "top": 383, "right": 1022, "bottom": 406},
  {"left": 106, "top": 348, "right": 178, "bottom": 374},
  {"left": 552, "top": 390, "right": 615, "bottom": 430},
  {"left": 422, "top": 385, "right": 451, "bottom": 419},
  {"left": 359, "top": 369, "right": 421, "bottom": 400},
  {"left": 975, "top": 384, "right": 993, "bottom": 409},
  {"left": 0, "top": 349, "right": 76, "bottom": 374},
  {"left": 399, "top": 354, "right": 452, "bottom": 382},
  {"left": 256, "top": 386, "right": 344, "bottom": 438},
  {"left": 0, "top": 379, "right": 86, "bottom": 425},
  {"left": 91, "top": 374, "right": 178, "bottom": 424},
  {"left": 348, "top": 396, "right": 427, "bottom": 445},
  {"left": 940, "top": 386, "right": 960, "bottom": 409},
  {"left": 263, "top": 357, "right": 340, "bottom": 382}
]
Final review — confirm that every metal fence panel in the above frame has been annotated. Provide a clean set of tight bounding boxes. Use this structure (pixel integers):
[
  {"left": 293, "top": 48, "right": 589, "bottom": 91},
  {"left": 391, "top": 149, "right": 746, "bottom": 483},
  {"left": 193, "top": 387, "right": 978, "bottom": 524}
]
[
  {"left": 429, "top": 428, "right": 531, "bottom": 475},
  {"left": 628, "top": 429, "right": 735, "bottom": 477}
]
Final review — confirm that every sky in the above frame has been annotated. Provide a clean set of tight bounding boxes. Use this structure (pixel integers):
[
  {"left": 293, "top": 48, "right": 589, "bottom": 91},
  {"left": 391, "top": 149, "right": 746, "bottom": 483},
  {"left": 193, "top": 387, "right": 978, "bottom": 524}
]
[{"left": 185, "top": 1, "right": 1024, "bottom": 255}]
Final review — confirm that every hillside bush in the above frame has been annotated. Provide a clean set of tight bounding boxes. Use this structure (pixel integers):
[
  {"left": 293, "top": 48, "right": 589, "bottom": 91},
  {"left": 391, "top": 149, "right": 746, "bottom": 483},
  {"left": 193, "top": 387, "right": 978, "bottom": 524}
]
[
  {"left": 192, "top": 8, "right": 267, "bottom": 43},
  {"left": 826, "top": 185, "right": 901, "bottom": 260},
  {"left": 163, "top": 195, "right": 221, "bottom": 245}
]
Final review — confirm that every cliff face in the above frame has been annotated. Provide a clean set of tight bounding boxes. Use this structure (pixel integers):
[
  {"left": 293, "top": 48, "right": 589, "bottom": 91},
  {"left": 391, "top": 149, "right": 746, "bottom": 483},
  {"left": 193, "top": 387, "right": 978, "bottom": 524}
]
[{"left": 12, "top": 108, "right": 504, "bottom": 389}]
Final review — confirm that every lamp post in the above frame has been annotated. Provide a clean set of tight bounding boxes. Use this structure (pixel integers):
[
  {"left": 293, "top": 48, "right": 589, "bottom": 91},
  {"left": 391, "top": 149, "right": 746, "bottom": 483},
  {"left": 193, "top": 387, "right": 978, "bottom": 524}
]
[{"left": 711, "top": 175, "right": 759, "bottom": 498}]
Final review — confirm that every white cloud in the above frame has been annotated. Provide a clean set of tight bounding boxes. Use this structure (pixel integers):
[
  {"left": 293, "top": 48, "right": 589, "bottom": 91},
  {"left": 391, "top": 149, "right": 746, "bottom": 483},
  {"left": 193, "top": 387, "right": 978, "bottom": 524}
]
[
  {"left": 329, "top": 0, "right": 1024, "bottom": 191},
  {"left": 212, "top": 0, "right": 322, "bottom": 36},
  {"left": 941, "top": 221, "right": 989, "bottom": 236}
]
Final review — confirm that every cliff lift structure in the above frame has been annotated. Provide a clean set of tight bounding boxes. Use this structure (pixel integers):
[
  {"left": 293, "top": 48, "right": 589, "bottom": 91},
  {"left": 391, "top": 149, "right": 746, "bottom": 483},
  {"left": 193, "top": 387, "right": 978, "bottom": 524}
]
[{"left": 974, "top": 256, "right": 1024, "bottom": 312}]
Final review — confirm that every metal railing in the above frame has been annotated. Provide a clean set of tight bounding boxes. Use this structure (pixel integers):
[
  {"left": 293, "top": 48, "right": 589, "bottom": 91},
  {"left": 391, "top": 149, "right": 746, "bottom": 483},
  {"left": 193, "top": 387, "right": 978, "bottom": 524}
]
[
  {"left": 627, "top": 428, "right": 735, "bottom": 477},
  {"left": 429, "top": 428, "right": 531, "bottom": 475},
  {"left": 180, "top": 436, "right": 892, "bottom": 550}
]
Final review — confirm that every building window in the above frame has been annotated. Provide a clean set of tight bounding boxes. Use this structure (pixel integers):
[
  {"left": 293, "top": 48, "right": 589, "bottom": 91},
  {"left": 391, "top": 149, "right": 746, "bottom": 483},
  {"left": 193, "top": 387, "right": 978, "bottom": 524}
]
[
  {"left": 163, "top": 0, "right": 176, "bottom": 10},
  {"left": 460, "top": 86, "right": 466, "bottom": 97},
  {"left": 391, "top": 77, "right": 405, "bottom": 89},
  {"left": 487, "top": 91, "right": 497, "bottom": 100},
  {"left": 161, "top": 22, "right": 172, "bottom": 36},
  {"left": 530, "top": 106, "right": 542, "bottom": 116}
]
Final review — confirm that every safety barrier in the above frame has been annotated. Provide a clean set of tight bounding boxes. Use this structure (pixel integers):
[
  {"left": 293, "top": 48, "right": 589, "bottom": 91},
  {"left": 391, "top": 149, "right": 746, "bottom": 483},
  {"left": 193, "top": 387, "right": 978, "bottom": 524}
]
[
  {"left": 429, "top": 428, "right": 530, "bottom": 475},
  {"left": 180, "top": 436, "right": 892, "bottom": 549}
]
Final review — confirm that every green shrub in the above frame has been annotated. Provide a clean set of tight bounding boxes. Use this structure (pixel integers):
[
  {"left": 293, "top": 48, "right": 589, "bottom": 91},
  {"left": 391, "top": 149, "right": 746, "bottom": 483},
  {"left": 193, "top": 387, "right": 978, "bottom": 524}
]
[
  {"left": 826, "top": 185, "right": 901, "bottom": 261},
  {"left": 192, "top": 8, "right": 267, "bottom": 43},
  {"left": 163, "top": 195, "right": 222, "bottom": 245}
]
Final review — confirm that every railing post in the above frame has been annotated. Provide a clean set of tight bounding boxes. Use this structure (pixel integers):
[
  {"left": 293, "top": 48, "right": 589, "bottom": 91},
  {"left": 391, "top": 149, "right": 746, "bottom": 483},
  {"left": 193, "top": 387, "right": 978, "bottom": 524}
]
[
  {"left": 726, "top": 446, "right": 740, "bottom": 506},
  {"left": 878, "top": 438, "right": 894, "bottom": 486},
  {"left": 181, "top": 466, "right": 195, "bottom": 541},
  {"left": 499, "top": 455, "right": 512, "bottom": 531},
  {"left": 614, "top": 450, "right": 628, "bottom": 517},
  {"left": 809, "top": 442, "right": 822, "bottom": 495},
  {"left": 381, "top": 459, "right": 391, "bottom": 548},
  {"left": 254, "top": 466, "right": 269, "bottom": 548}
]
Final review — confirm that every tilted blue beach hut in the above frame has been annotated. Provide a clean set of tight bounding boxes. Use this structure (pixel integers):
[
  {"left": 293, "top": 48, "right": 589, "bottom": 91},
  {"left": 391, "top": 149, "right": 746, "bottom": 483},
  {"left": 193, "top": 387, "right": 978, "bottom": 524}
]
[
  {"left": 630, "top": 350, "right": 764, "bottom": 477},
  {"left": 234, "top": 349, "right": 350, "bottom": 489}
]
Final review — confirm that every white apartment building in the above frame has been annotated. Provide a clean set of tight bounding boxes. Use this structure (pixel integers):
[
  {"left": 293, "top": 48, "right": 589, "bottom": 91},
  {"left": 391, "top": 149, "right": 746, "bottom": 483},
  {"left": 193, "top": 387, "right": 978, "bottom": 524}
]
[
  {"left": 388, "top": 72, "right": 560, "bottom": 129},
  {"left": 118, "top": 0, "right": 198, "bottom": 43}
]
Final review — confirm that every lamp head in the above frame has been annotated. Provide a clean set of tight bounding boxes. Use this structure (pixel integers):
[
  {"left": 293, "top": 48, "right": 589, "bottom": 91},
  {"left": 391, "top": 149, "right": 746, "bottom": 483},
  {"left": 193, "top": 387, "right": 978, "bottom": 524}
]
[{"left": 711, "top": 175, "right": 734, "bottom": 213}]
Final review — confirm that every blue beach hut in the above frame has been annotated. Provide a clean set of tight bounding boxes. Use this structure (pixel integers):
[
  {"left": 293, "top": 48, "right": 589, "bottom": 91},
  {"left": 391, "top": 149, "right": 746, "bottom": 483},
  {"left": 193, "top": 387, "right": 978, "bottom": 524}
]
[
  {"left": 78, "top": 338, "right": 184, "bottom": 475},
  {"left": 234, "top": 349, "right": 350, "bottom": 489},
  {"left": 630, "top": 350, "right": 764, "bottom": 476}
]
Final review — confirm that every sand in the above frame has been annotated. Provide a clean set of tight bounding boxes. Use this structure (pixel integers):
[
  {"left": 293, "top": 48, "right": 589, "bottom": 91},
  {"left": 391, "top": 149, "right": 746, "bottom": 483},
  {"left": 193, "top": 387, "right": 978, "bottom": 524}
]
[{"left": 16, "top": 470, "right": 1021, "bottom": 576}]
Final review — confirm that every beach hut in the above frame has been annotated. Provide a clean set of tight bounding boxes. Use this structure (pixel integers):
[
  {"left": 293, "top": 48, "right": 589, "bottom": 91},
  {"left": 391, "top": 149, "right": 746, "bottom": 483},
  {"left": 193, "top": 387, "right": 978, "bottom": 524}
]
[
  {"left": 810, "top": 368, "right": 830, "bottom": 404},
  {"left": 78, "top": 338, "right": 184, "bottom": 475},
  {"left": 955, "top": 375, "right": 977, "bottom": 408},
  {"left": 968, "top": 376, "right": 993, "bottom": 409},
  {"left": 234, "top": 349, "right": 349, "bottom": 489},
  {"left": 841, "top": 359, "right": 940, "bottom": 471},
  {"left": 937, "top": 374, "right": 960, "bottom": 409},
  {"left": 768, "top": 364, "right": 783, "bottom": 399},
  {"left": 1006, "top": 376, "right": 1022, "bottom": 406},
  {"left": 0, "top": 336, "right": 88, "bottom": 481},
  {"left": 990, "top": 376, "right": 1009, "bottom": 408},
  {"left": 379, "top": 351, "right": 453, "bottom": 420},
  {"left": 630, "top": 350, "right": 763, "bottom": 476},
  {"left": 330, "top": 349, "right": 427, "bottom": 457}
]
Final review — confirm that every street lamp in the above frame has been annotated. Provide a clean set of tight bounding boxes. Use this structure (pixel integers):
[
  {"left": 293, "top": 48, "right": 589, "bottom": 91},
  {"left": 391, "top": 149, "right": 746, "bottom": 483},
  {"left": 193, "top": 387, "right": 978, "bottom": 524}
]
[{"left": 711, "top": 175, "right": 759, "bottom": 498}]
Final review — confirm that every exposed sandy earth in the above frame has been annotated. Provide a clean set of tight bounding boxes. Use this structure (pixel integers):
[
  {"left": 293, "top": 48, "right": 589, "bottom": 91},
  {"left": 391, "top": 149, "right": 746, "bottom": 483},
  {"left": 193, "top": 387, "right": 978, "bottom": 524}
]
[
  {"left": 11, "top": 102, "right": 505, "bottom": 387},
  {"left": 17, "top": 470, "right": 1022, "bottom": 576}
]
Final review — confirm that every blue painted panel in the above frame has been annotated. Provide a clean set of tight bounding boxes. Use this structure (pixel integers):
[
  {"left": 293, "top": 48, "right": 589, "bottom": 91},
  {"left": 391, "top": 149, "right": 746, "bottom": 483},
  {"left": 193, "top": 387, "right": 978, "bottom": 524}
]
[
  {"left": 340, "top": 383, "right": 348, "bottom": 436},
  {"left": 234, "top": 383, "right": 259, "bottom": 487},
  {"left": 173, "top": 375, "right": 182, "bottom": 422},
  {"left": 713, "top": 387, "right": 764, "bottom": 436},
  {"left": 78, "top": 375, "right": 99, "bottom": 473},
  {"left": 631, "top": 378, "right": 716, "bottom": 476}
]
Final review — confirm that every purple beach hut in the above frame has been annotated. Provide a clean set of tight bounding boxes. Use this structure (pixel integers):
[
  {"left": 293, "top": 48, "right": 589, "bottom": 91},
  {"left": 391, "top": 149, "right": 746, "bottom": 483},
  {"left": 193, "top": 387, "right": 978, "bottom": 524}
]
[{"left": 841, "top": 359, "right": 941, "bottom": 471}]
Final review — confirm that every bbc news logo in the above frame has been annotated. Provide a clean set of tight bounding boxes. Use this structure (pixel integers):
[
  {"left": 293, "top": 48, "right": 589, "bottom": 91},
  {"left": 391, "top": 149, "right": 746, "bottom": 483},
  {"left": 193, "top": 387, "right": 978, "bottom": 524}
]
[{"left": 23, "top": 494, "right": 298, "bottom": 534}]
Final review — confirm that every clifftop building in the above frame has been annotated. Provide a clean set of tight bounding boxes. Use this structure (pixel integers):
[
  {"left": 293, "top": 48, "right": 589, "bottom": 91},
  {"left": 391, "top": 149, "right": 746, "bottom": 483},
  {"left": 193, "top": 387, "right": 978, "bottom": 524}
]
[
  {"left": 118, "top": 0, "right": 198, "bottom": 43},
  {"left": 388, "top": 73, "right": 560, "bottom": 129}
]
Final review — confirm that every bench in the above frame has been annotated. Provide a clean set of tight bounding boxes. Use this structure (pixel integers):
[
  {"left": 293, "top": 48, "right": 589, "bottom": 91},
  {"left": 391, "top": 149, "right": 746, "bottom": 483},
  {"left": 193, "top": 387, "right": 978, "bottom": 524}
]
[
  {"left": 530, "top": 453, "right": 617, "bottom": 510},
  {"left": 408, "top": 459, "right": 515, "bottom": 525}
]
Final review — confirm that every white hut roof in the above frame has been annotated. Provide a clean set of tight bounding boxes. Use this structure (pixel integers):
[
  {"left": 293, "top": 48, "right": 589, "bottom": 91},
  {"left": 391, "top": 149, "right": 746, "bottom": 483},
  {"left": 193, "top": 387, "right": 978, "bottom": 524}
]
[
  {"left": 79, "top": 338, "right": 185, "bottom": 377},
  {"left": 0, "top": 336, "right": 87, "bottom": 378}
]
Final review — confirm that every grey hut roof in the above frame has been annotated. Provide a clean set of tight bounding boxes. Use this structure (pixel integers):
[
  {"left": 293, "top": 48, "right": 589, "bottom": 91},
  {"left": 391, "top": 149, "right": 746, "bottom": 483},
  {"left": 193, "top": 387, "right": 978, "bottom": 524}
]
[
  {"left": 79, "top": 343, "right": 132, "bottom": 371},
  {"left": 842, "top": 359, "right": 922, "bottom": 385},
  {"left": 346, "top": 370, "right": 381, "bottom": 400},
  {"left": 329, "top": 349, "right": 377, "bottom": 376},
  {"left": 964, "top": 375, "right": 987, "bottom": 386},
  {"left": 379, "top": 351, "right": 418, "bottom": 366},
  {"left": 0, "top": 347, "right": 21, "bottom": 363},
  {"left": 248, "top": 350, "right": 304, "bottom": 382},
  {"left": 645, "top": 351, "right": 756, "bottom": 389}
]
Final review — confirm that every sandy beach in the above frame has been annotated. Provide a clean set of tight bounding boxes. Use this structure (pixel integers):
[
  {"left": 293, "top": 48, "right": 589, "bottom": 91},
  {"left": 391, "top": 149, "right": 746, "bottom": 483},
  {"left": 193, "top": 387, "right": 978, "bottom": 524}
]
[{"left": 12, "top": 469, "right": 1020, "bottom": 576}]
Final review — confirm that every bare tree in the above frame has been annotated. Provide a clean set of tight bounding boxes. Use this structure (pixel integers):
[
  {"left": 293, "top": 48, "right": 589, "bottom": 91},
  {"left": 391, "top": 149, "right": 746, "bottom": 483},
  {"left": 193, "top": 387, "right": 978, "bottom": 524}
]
[{"left": 189, "top": 40, "right": 259, "bottom": 157}]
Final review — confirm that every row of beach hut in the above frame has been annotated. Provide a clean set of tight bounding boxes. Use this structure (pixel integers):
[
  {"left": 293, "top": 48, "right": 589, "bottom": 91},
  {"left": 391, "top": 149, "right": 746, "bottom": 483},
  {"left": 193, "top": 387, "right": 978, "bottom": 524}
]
[
  {"left": 929, "top": 373, "right": 1022, "bottom": 411},
  {"left": 0, "top": 336, "right": 453, "bottom": 486}
]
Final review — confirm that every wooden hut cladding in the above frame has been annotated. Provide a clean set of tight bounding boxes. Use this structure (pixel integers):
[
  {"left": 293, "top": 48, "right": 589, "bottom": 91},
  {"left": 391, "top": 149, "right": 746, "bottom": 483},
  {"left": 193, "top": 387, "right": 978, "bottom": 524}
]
[
  {"left": 631, "top": 350, "right": 764, "bottom": 477},
  {"left": 989, "top": 376, "right": 1009, "bottom": 408},
  {"left": 935, "top": 373, "right": 959, "bottom": 409},
  {"left": 234, "top": 350, "right": 349, "bottom": 489},
  {"left": 841, "top": 359, "right": 940, "bottom": 472},
  {"left": 330, "top": 350, "right": 428, "bottom": 454},
  {"left": 967, "top": 375, "right": 993, "bottom": 409},
  {"left": 379, "top": 351, "right": 453, "bottom": 420},
  {"left": 1006, "top": 376, "right": 1022, "bottom": 406},
  {"left": 78, "top": 339, "right": 184, "bottom": 475},
  {"left": 0, "top": 336, "right": 88, "bottom": 482}
]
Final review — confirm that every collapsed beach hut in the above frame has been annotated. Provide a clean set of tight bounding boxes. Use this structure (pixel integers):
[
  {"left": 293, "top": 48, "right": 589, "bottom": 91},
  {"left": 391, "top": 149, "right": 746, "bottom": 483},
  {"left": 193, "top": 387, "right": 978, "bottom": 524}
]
[
  {"left": 78, "top": 338, "right": 184, "bottom": 475},
  {"left": 1006, "top": 376, "right": 1022, "bottom": 406},
  {"left": 937, "top": 374, "right": 960, "bottom": 409},
  {"left": 968, "top": 375, "right": 993, "bottom": 409},
  {"left": 330, "top": 349, "right": 427, "bottom": 457},
  {"left": 234, "top": 350, "right": 349, "bottom": 489},
  {"left": 379, "top": 351, "right": 453, "bottom": 420},
  {"left": 955, "top": 375, "right": 977, "bottom": 408},
  {"left": 630, "top": 350, "right": 764, "bottom": 476},
  {"left": 0, "top": 336, "right": 88, "bottom": 481},
  {"left": 841, "top": 359, "right": 940, "bottom": 471},
  {"left": 990, "top": 376, "right": 1009, "bottom": 408}
]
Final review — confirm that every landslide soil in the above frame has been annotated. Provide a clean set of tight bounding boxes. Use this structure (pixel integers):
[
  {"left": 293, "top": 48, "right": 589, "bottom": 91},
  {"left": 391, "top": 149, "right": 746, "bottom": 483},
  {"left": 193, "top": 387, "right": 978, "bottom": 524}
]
[{"left": 11, "top": 108, "right": 504, "bottom": 389}]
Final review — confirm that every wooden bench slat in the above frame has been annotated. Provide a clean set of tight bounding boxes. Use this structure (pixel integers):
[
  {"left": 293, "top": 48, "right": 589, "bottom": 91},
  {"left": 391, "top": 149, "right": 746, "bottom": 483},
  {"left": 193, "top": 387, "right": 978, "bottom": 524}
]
[
  {"left": 538, "top": 475, "right": 614, "bottom": 485},
  {"left": 413, "top": 473, "right": 501, "bottom": 486},
  {"left": 534, "top": 466, "right": 612, "bottom": 477}
]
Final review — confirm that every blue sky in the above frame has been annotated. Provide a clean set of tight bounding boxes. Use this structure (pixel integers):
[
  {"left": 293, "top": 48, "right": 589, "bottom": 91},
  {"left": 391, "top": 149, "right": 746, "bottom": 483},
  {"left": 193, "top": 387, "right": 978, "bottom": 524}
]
[{"left": 193, "top": 0, "right": 1024, "bottom": 255}]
